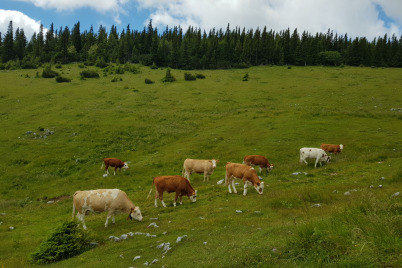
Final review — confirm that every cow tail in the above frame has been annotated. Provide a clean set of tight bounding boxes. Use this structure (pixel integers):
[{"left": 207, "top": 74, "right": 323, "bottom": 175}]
[
  {"left": 100, "top": 161, "right": 104, "bottom": 170},
  {"left": 146, "top": 177, "right": 155, "bottom": 200}
]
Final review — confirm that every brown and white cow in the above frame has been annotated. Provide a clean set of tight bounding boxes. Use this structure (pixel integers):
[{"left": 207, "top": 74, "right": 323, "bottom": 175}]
[
  {"left": 147, "top": 176, "right": 197, "bottom": 207},
  {"left": 72, "top": 189, "right": 142, "bottom": 230},
  {"left": 320, "top": 144, "right": 343, "bottom": 154},
  {"left": 101, "top": 158, "right": 129, "bottom": 176},
  {"left": 182, "top": 159, "right": 218, "bottom": 181},
  {"left": 225, "top": 162, "right": 264, "bottom": 196},
  {"left": 299, "top": 148, "right": 331, "bottom": 168},
  {"left": 243, "top": 155, "right": 274, "bottom": 173}
]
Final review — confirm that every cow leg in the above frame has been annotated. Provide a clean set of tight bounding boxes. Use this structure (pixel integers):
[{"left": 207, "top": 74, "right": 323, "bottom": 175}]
[
  {"left": 105, "top": 212, "right": 114, "bottom": 227},
  {"left": 159, "top": 193, "right": 166, "bottom": 207},
  {"left": 179, "top": 195, "right": 183, "bottom": 205},
  {"left": 314, "top": 157, "right": 319, "bottom": 168},
  {"left": 243, "top": 180, "right": 252, "bottom": 196},
  {"left": 231, "top": 178, "right": 238, "bottom": 194},
  {"left": 174, "top": 193, "right": 178, "bottom": 207},
  {"left": 114, "top": 167, "right": 117, "bottom": 176},
  {"left": 259, "top": 166, "right": 262, "bottom": 173},
  {"left": 77, "top": 213, "right": 87, "bottom": 230}
]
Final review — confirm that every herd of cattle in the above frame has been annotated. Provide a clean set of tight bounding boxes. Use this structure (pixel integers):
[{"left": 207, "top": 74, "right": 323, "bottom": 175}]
[{"left": 72, "top": 144, "right": 343, "bottom": 229}]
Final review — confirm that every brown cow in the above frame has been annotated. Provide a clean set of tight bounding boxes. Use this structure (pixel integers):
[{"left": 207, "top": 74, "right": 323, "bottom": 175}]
[
  {"left": 101, "top": 158, "right": 129, "bottom": 176},
  {"left": 182, "top": 159, "right": 218, "bottom": 181},
  {"left": 147, "top": 176, "right": 197, "bottom": 207},
  {"left": 225, "top": 162, "right": 264, "bottom": 196},
  {"left": 320, "top": 144, "right": 343, "bottom": 154},
  {"left": 72, "top": 189, "right": 142, "bottom": 230},
  {"left": 243, "top": 155, "right": 274, "bottom": 173}
]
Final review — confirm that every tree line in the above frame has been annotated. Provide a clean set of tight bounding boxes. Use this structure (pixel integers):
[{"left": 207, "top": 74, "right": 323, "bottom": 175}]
[{"left": 1, "top": 20, "right": 402, "bottom": 69}]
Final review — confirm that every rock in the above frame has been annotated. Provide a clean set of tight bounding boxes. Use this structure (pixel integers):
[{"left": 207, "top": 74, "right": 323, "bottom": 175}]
[
  {"left": 150, "top": 259, "right": 158, "bottom": 264},
  {"left": 133, "top": 256, "right": 141, "bottom": 261},
  {"left": 148, "top": 222, "right": 159, "bottom": 228},
  {"left": 146, "top": 233, "right": 156, "bottom": 238},
  {"left": 311, "top": 203, "right": 322, "bottom": 208},
  {"left": 344, "top": 191, "right": 351, "bottom": 196},
  {"left": 236, "top": 210, "right": 243, "bottom": 213},
  {"left": 217, "top": 179, "right": 224, "bottom": 185},
  {"left": 89, "top": 242, "right": 98, "bottom": 247},
  {"left": 9, "top": 226, "right": 14, "bottom": 230},
  {"left": 380, "top": 177, "right": 385, "bottom": 180},
  {"left": 47, "top": 200, "right": 55, "bottom": 204},
  {"left": 254, "top": 211, "right": 261, "bottom": 214},
  {"left": 103, "top": 174, "right": 108, "bottom": 177},
  {"left": 203, "top": 242, "right": 207, "bottom": 245},
  {"left": 26, "top": 131, "right": 32, "bottom": 134},
  {"left": 369, "top": 185, "right": 374, "bottom": 188},
  {"left": 378, "top": 185, "right": 383, "bottom": 188},
  {"left": 391, "top": 192, "right": 400, "bottom": 198},
  {"left": 120, "top": 234, "right": 128, "bottom": 240},
  {"left": 176, "top": 235, "right": 188, "bottom": 243}
]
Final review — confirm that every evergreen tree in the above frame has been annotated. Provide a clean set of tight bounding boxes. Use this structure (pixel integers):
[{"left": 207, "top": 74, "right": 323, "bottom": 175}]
[{"left": 3, "top": 21, "right": 14, "bottom": 62}]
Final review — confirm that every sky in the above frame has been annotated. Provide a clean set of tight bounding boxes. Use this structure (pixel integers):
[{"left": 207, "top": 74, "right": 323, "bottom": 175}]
[{"left": 1, "top": 0, "right": 401, "bottom": 41}]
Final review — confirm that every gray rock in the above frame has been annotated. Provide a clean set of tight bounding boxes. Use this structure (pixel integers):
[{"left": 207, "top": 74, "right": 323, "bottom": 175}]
[
  {"left": 236, "top": 210, "right": 243, "bottom": 213},
  {"left": 311, "top": 203, "right": 322, "bottom": 208},
  {"left": 344, "top": 191, "right": 351, "bottom": 196},
  {"left": 391, "top": 192, "right": 400, "bottom": 198},
  {"left": 133, "top": 256, "right": 141, "bottom": 261},
  {"left": 176, "top": 235, "right": 188, "bottom": 243}
]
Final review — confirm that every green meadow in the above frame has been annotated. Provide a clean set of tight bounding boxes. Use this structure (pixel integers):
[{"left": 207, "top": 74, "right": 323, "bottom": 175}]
[{"left": 0, "top": 65, "right": 401, "bottom": 267}]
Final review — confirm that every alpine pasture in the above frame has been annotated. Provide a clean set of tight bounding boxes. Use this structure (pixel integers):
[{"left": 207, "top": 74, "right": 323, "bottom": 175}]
[{"left": 0, "top": 64, "right": 401, "bottom": 267}]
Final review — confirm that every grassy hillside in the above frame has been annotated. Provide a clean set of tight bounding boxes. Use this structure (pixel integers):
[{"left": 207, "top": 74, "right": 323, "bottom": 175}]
[{"left": 0, "top": 65, "right": 401, "bottom": 267}]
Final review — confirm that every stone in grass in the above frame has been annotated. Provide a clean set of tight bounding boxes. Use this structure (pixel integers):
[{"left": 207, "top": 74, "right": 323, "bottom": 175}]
[{"left": 176, "top": 235, "right": 188, "bottom": 243}]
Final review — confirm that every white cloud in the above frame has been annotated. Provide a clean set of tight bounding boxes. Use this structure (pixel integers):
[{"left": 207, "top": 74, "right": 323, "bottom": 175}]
[
  {"left": 0, "top": 9, "right": 45, "bottom": 39},
  {"left": 136, "top": 0, "right": 402, "bottom": 40}
]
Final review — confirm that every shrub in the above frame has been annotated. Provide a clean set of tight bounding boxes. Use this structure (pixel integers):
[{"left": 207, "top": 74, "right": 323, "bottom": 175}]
[
  {"left": 111, "top": 77, "right": 122, "bottom": 82},
  {"left": 31, "top": 221, "right": 92, "bottom": 264},
  {"left": 196, "top": 73, "right": 206, "bottom": 79},
  {"left": 56, "top": 76, "right": 71, "bottom": 83},
  {"left": 145, "top": 78, "right": 154, "bottom": 84},
  {"left": 242, "top": 73, "right": 249, "bottom": 81},
  {"left": 42, "top": 65, "right": 59, "bottom": 78},
  {"left": 150, "top": 62, "right": 158, "bottom": 69},
  {"left": 80, "top": 69, "right": 99, "bottom": 78},
  {"left": 95, "top": 57, "right": 109, "bottom": 68},
  {"left": 184, "top": 72, "right": 196, "bottom": 81},
  {"left": 162, "top": 68, "right": 176, "bottom": 82}
]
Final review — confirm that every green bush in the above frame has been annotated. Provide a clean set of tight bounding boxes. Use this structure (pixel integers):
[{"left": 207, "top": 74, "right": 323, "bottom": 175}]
[
  {"left": 145, "top": 78, "right": 154, "bottom": 84},
  {"left": 42, "top": 65, "right": 59, "bottom": 78},
  {"left": 162, "top": 68, "right": 176, "bottom": 82},
  {"left": 80, "top": 69, "right": 99, "bottom": 78},
  {"left": 242, "top": 73, "right": 249, "bottom": 81},
  {"left": 56, "top": 76, "right": 71, "bottom": 83},
  {"left": 184, "top": 72, "right": 196, "bottom": 81},
  {"left": 95, "top": 57, "right": 109, "bottom": 68},
  {"left": 150, "top": 62, "right": 158, "bottom": 69},
  {"left": 196, "top": 73, "right": 206, "bottom": 79},
  {"left": 31, "top": 221, "right": 92, "bottom": 264}
]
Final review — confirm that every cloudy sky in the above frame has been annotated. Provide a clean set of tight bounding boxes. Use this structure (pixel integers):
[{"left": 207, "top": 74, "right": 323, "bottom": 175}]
[{"left": 1, "top": 0, "right": 401, "bottom": 41}]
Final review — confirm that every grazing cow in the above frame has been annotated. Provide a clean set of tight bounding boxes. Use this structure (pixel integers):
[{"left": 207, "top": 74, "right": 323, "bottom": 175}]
[
  {"left": 320, "top": 144, "right": 343, "bottom": 154},
  {"left": 147, "top": 176, "right": 197, "bottom": 207},
  {"left": 101, "top": 158, "right": 129, "bottom": 176},
  {"left": 72, "top": 189, "right": 142, "bottom": 230},
  {"left": 299, "top": 148, "right": 331, "bottom": 168},
  {"left": 243, "top": 155, "right": 274, "bottom": 173},
  {"left": 182, "top": 159, "right": 218, "bottom": 181},
  {"left": 225, "top": 162, "right": 264, "bottom": 196}
]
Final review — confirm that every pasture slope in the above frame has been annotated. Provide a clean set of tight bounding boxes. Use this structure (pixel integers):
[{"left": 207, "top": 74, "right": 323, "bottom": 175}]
[{"left": 0, "top": 65, "right": 401, "bottom": 267}]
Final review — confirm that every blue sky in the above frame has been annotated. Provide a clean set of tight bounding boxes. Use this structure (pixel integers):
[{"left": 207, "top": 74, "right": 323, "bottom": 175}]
[{"left": 1, "top": 0, "right": 401, "bottom": 41}]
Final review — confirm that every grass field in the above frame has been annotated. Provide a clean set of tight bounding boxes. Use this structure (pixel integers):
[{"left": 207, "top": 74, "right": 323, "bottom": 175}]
[{"left": 0, "top": 64, "right": 401, "bottom": 267}]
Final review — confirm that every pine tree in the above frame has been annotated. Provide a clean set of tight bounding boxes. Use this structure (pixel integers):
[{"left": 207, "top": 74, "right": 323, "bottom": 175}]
[{"left": 2, "top": 21, "right": 14, "bottom": 62}]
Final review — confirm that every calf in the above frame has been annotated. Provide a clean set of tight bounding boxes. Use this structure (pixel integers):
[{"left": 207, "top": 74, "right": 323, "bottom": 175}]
[
  {"left": 320, "top": 144, "right": 343, "bottom": 154},
  {"left": 299, "top": 148, "right": 331, "bottom": 168},
  {"left": 243, "top": 155, "right": 274, "bottom": 173},
  {"left": 182, "top": 159, "right": 218, "bottom": 181},
  {"left": 72, "top": 189, "right": 142, "bottom": 230},
  {"left": 147, "top": 176, "right": 197, "bottom": 207},
  {"left": 225, "top": 162, "right": 264, "bottom": 196},
  {"left": 101, "top": 158, "right": 129, "bottom": 176}
]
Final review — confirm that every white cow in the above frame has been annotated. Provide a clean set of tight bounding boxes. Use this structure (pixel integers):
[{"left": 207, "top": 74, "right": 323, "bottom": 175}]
[
  {"left": 299, "top": 148, "right": 331, "bottom": 168},
  {"left": 182, "top": 159, "right": 218, "bottom": 181},
  {"left": 72, "top": 189, "right": 142, "bottom": 230}
]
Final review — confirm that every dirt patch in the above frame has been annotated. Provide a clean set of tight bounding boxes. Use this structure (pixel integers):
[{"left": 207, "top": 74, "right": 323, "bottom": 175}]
[{"left": 47, "top": 195, "right": 71, "bottom": 203}]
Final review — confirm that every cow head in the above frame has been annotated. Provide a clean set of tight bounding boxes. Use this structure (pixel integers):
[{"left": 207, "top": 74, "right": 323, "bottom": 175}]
[
  {"left": 189, "top": 190, "right": 197, "bottom": 203},
  {"left": 267, "top": 164, "right": 274, "bottom": 172},
  {"left": 321, "top": 154, "right": 331, "bottom": 163},
  {"left": 123, "top": 162, "right": 129, "bottom": 169},
  {"left": 254, "top": 181, "right": 264, "bottom": 194},
  {"left": 128, "top": 207, "right": 143, "bottom": 221},
  {"left": 210, "top": 160, "right": 218, "bottom": 169},
  {"left": 339, "top": 144, "right": 344, "bottom": 151}
]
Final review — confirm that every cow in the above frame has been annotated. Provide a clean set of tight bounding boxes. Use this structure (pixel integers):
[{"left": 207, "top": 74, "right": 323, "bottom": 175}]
[
  {"left": 299, "top": 148, "right": 331, "bottom": 168},
  {"left": 320, "top": 144, "right": 343, "bottom": 154},
  {"left": 243, "top": 155, "right": 274, "bottom": 174},
  {"left": 225, "top": 162, "right": 264, "bottom": 196},
  {"left": 72, "top": 189, "right": 142, "bottom": 230},
  {"left": 101, "top": 158, "right": 129, "bottom": 176},
  {"left": 182, "top": 159, "right": 218, "bottom": 181},
  {"left": 147, "top": 176, "right": 197, "bottom": 207}
]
